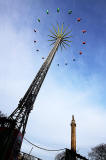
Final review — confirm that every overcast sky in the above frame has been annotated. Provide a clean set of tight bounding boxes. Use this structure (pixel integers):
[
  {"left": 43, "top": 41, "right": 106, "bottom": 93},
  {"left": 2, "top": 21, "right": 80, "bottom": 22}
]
[{"left": 0, "top": 0, "right": 106, "bottom": 159}]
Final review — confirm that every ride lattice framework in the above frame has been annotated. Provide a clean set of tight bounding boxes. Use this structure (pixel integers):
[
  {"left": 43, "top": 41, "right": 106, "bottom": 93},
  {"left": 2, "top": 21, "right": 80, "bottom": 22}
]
[
  {"left": 9, "top": 23, "right": 72, "bottom": 137},
  {"left": 0, "top": 24, "right": 72, "bottom": 160}
]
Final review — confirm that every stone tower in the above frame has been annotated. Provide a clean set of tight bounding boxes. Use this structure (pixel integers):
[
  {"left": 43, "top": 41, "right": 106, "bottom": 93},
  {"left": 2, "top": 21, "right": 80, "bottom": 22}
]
[{"left": 71, "top": 115, "right": 76, "bottom": 152}]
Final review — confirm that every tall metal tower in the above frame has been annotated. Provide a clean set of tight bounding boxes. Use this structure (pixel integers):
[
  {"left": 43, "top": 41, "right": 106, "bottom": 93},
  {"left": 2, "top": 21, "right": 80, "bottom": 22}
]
[{"left": 0, "top": 24, "right": 72, "bottom": 160}]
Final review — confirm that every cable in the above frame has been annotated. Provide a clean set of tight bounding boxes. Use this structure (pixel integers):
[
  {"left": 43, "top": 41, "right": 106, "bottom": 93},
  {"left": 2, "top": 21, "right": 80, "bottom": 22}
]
[{"left": 24, "top": 137, "right": 66, "bottom": 152}]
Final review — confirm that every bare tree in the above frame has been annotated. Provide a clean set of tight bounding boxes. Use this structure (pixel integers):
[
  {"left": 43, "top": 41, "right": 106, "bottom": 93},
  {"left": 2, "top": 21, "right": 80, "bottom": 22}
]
[
  {"left": 0, "top": 110, "right": 7, "bottom": 117},
  {"left": 88, "top": 143, "right": 106, "bottom": 160},
  {"left": 55, "top": 151, "right": 66, "bottom": 160}
]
